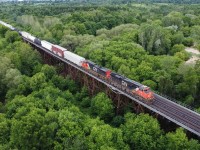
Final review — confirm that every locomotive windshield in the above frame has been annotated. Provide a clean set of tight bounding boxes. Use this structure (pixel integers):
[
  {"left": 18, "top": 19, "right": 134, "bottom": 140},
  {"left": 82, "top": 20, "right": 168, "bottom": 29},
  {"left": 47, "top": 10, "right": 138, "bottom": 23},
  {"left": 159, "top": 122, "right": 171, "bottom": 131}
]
[
  {"left": 139, "top": 86, "right": 151, "bottom": 93},
  {"left": 144, "top": 88, "right": 151, "bottom": 93}
]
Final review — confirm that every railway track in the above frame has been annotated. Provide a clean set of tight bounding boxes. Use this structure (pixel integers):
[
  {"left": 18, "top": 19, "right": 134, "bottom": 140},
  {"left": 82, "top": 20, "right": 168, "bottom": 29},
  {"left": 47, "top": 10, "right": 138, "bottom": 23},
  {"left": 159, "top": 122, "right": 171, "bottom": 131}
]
[
  {"left": 153, "top": 95, "right": 200, "bottom": 133},
  {"left": 154, "top": 99, "right": 198, "bottom": 123},
  {"left": 154, "top": 95, "right": 200, "bottom": 123}
]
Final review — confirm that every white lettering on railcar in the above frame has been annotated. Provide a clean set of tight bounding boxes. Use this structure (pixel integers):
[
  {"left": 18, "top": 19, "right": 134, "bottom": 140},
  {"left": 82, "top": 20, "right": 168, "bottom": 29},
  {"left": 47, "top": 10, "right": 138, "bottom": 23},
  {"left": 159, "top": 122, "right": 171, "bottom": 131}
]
[
  {"left": 122, "top": 81, "right": 127, "bottom": 87},
  {"left": 93, "top": 67, "right": 98, "bottom": 72}
]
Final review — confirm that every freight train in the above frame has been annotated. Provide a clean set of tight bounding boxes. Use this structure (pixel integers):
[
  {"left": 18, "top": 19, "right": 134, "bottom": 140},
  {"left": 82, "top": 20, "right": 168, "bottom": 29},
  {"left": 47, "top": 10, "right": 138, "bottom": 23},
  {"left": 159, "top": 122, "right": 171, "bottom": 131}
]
[{"left": 0, "top": 20, "right": 154, "bottom": 103}]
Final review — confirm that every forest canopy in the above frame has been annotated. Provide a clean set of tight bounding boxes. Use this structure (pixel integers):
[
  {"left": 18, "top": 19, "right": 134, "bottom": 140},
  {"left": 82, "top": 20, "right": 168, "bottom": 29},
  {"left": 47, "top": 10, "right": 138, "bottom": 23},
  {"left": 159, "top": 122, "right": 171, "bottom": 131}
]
[{"left": 0, "top": 1, "right": 200, "bottom": 149}]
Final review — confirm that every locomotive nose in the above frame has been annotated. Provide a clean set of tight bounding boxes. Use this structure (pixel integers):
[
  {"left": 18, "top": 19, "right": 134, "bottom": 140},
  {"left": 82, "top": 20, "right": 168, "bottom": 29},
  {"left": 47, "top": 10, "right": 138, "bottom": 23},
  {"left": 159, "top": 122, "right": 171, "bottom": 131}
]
[{"left": 148, "top": 92, "right": 154, "bottom": 99}]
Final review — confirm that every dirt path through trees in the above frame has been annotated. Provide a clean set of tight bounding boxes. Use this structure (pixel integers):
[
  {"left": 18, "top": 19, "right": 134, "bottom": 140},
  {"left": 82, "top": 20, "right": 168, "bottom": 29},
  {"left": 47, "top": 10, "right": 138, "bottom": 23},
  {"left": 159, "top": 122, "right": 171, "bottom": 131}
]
[{"left": 185, "top": 47, "right": 200, "bottom": 64}]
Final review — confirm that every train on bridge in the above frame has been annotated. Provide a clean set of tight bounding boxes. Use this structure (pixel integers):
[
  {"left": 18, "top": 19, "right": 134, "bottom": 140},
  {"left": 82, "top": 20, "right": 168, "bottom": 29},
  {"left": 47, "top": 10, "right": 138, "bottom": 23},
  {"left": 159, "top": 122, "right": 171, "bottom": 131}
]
[
  {"left": 0, "top": 20, "right": 154, "bottom": 103},
  {"left": 2, "top": 20, "right": 200, "bottom": 137}
]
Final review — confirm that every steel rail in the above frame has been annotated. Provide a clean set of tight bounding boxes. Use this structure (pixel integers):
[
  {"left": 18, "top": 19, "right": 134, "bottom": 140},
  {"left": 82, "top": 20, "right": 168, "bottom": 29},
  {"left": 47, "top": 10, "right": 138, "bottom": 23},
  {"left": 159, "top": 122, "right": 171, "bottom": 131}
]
[
  {"left": 153, "top": 98, "right": 200, "bottom": 131},
  {"left": 154, "top": 97, "right": 200, "bottom": 125}
]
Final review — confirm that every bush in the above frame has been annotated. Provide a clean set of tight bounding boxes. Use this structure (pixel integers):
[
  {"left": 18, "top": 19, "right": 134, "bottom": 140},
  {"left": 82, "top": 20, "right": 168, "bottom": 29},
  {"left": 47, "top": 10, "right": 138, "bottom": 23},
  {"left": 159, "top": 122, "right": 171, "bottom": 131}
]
[
  {"left": 183, "top": 38, "right": 194, "bottom": 47},
  {"left": 170, "top": 44, "right": 185, "bottom": 55},
  {"left": 91, "top": 93, "right": 114, "bottom": 121}
]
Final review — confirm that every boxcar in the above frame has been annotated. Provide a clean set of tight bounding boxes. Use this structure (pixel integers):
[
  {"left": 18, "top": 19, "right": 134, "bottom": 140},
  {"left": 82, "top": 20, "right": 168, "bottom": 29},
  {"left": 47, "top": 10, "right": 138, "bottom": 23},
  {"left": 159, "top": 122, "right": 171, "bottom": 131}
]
[
  {"left": 41, "top": 40, "right": 53, "bottom": 51},
  {"left": 52, "top": 45, "right": 67, "bottom": 57},
  {"left": 64, "top": 51, "right": 85, "bottom": 66}
]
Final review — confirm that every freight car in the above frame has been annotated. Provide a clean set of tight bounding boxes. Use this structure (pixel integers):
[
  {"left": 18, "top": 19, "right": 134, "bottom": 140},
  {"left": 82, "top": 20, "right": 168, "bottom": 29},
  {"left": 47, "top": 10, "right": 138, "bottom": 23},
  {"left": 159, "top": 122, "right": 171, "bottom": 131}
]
[
  {"left": 20, "top": 31, "right": 29, "bottom": 39},
  {"left": 41, "top": 40, "right": 53, "bottom": 51},
  {"left": 34, "top": 38, "right": 41, "bottom": 45},
  {"left": 21, "top": 31, "right": 36, "bottom": 42},
  {"left": 0, "top": 20, "right": 15, "bottom": 30},
  {"left": 52, "top": 45, "right": 67, "bottom": 57},
  {"left": 21, "top": 31, "right": 42, "bottom": 46},
  {"left": 64, "top": 51, "right": 85, "bottom": 66}
]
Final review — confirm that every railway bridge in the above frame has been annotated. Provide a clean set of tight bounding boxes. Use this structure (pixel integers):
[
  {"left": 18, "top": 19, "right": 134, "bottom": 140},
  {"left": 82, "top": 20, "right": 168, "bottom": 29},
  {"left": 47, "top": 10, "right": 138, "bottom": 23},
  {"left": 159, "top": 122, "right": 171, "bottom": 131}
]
[{"left": 23, "top": 37, "right": 200, "bottom": 138}]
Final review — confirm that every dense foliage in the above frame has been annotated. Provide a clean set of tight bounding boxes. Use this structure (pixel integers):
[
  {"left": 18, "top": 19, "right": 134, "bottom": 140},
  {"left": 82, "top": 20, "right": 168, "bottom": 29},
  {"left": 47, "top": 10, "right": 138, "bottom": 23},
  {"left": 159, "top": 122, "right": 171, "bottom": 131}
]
[
  {"left": 2, "top": 2, "right": 199, "bottom": 107},
  {"left": 0, "top": 1, "right": 200, "bottom": 149},
  {"left": 0, "top": 23, "right": 199, "bottom": 149},
  {"left": 127, "top": 0, "right": 200, "bottom": 4},
  {"left": 2, "top": 0, "right": 200, "bottom": 4}
]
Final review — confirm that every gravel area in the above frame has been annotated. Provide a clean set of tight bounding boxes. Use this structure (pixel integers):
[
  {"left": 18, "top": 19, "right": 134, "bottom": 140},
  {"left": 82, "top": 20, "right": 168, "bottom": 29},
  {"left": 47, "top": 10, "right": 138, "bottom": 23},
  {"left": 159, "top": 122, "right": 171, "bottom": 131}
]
[
  {"left": 185, "top": 47, "right": 200, "bottom": 55},
  {"left": 185, "top": 47, "right": 200, "bottom": 64},
  {"left": 185, "top": 56, "right": 199, "bottom": 64}
]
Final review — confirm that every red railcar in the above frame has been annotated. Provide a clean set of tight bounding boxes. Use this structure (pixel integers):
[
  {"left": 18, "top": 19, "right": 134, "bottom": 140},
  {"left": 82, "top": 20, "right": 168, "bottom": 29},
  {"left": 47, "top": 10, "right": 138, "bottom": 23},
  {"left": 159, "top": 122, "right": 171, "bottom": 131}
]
[{"left": 52, "top": 45, "right": 67, "bottom": 57}]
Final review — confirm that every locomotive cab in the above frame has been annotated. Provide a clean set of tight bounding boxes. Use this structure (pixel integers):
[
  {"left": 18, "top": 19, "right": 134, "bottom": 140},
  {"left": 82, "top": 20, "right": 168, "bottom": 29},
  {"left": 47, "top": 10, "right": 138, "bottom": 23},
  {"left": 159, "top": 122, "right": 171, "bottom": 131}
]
[
  {"left": 134, "top": 85, "right": 154, "bottom": 102},
  {"left": 139, "top": 86, "right": 150, "bottom": 93}
]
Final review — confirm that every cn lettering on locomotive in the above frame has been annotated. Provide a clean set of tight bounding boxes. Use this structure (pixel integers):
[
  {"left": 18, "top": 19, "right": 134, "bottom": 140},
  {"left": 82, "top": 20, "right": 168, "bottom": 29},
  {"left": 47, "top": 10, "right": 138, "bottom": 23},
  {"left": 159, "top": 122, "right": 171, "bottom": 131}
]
[
  {"left": 93, "top": 67, "right": 98, "bottom": 72},
  {"left": 122, "top": 81, "right": 128, "bottom": 87}
]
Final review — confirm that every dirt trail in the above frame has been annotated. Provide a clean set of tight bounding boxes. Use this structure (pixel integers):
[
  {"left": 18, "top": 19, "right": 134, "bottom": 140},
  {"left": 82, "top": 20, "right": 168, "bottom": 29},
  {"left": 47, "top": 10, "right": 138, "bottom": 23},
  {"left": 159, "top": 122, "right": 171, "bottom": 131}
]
[
  {"left": 185, "top": 47, "right": 200, "bottom": 64},
  {"left": 185, "top": 47, "right": 200, "bottom": 55}
]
